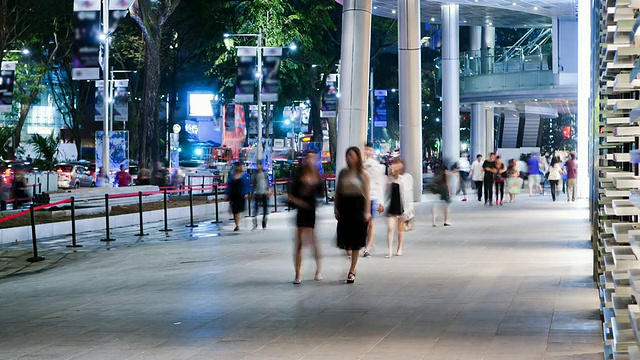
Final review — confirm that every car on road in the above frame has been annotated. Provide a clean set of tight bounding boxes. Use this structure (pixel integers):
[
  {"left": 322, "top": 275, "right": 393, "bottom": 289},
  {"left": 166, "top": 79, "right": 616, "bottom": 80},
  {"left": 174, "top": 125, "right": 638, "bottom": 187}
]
[{"left": 55, "top": 164, "right": 95, "bottom": 189}]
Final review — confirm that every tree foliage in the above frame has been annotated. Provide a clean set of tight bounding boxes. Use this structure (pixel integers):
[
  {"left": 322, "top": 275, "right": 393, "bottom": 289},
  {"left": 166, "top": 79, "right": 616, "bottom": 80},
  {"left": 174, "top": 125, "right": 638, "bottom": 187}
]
[{"left": 29, "top": 131, "right": 60, "bottom": 170}]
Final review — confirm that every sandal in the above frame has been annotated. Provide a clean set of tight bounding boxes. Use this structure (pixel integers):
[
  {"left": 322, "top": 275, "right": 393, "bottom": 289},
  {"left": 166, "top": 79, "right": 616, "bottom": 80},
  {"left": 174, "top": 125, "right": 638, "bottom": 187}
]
[
  {"left": 346, "top": 272, "right": 356, "bottom": 284},
  {"left": 293, "top": 278, "right": 301, "bottom": 285}
]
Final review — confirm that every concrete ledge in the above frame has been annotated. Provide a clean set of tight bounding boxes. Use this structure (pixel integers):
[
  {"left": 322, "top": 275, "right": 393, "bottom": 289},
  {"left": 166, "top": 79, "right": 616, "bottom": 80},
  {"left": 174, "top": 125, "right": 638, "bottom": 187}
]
[{"left": 0, "top": 201, "right": 231, "bottom": 245}]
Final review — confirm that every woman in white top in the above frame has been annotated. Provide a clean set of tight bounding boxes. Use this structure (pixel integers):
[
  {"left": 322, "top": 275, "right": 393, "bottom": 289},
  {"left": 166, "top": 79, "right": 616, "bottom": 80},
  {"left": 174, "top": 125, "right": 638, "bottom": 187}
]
[
  {"left": 385, "top": 158, "right": 412, "bottom": 258},
  {"left": 547, "top": 156, "right": 565, "bottom": 202}
]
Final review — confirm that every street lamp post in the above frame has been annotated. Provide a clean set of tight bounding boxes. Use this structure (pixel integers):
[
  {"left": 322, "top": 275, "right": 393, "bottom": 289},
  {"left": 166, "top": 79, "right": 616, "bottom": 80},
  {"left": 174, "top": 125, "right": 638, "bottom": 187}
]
[{"left": 102, "top": 0, "right": 111, "bottom": 178}]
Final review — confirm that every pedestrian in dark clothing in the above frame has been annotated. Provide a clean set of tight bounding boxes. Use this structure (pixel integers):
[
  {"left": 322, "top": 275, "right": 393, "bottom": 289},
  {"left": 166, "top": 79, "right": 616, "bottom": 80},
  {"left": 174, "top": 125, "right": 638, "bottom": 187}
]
[
  {"left": 482, "top": 153, "right": 498, "bottom": 206},
  {"left": 251, "top": 162, "right": 271, "bottom": 229}
]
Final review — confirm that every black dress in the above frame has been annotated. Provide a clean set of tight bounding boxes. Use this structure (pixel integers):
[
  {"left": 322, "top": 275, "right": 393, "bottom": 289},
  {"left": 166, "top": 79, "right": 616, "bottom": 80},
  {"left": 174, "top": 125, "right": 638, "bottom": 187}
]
[
  {"left": 290, "top": 175, "right": 323, "bottom": 228},
  {"left": 336, "top": 170, "right": 368, "bottom": 251},
  {"left": 229, "top": 177, "right": 246, "bottom": 214},
  {"left": 388, "top": 183, "right": 403, "bottom": 216}
]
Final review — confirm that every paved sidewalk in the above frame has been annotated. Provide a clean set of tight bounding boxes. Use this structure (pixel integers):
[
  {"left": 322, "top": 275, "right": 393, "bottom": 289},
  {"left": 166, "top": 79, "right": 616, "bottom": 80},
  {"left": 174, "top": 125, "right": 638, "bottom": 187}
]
[{"left": 0, "top": 194, "right": 602, "bottom": 359}]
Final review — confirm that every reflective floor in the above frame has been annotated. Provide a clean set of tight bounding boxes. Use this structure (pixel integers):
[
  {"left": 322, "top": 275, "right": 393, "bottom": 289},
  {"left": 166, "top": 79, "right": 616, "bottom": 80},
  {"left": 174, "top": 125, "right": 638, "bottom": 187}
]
[{"left": 0, "top": 193, "right": 602, "bottom": 359}]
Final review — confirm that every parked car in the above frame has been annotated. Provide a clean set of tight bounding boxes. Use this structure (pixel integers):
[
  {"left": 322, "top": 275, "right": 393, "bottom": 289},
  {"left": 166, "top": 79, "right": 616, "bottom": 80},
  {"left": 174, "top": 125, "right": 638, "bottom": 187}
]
[{"left": 55, "top": 164, "right": 95, "bottom": 189}]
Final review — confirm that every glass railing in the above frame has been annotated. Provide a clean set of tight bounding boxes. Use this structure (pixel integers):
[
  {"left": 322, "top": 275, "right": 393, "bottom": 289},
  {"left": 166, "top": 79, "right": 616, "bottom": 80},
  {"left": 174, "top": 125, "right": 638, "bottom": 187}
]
[{"left": 436, "top": 47, "right": 553, "bottom": 79}]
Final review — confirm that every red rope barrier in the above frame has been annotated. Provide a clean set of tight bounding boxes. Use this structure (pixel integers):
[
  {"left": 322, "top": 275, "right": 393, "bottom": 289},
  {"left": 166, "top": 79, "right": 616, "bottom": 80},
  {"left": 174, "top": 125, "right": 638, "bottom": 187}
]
[
  {"left": 0, "top": 209, "right": 31, "bottom": 224},
  {"left": 0, "top": 198, "right": 72, "bottom": 224}
]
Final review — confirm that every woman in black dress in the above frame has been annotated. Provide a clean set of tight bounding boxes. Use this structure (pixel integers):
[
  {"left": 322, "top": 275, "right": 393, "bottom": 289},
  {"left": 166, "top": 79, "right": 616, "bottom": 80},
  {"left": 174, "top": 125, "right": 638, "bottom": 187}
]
[
  {"left": 386, "top": 158, "right": 407, "bottom": 258},
  {"left": 226, "top": 162, "right": 250, "bottom": 231},
  {"left": 288, "top": 152, "right": 324, "bottom": 284},
  {"left": 335, "top": 147, "right": 370, "bottom": 284}
]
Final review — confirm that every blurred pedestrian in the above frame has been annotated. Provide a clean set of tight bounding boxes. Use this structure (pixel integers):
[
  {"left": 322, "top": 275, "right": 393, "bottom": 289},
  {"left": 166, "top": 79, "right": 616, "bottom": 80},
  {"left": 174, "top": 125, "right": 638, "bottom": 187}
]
[
  {"left": 457, "top": 153, "right": 470, "bottom": 201},
  {"left": 252, "top": 161, "right": 271, "bottom": 230},
  {"left": 547, "top": 156, "right": 565, "bottom": 202},
  {"left": 154, "top": 161, "right": 167, "bottom": 187},
  {"left": 226, "top": 162, "right": 250, "bottom": 231},
  {"left": 288, "top": 151, "right": 324, "bottom": 284},
  {"left": 470, "top": 154, "right": 484, "bottom": 202},
  {"left": 363, "top": 142, "right": 386, "bottom": 258},
  {"left": 527, "top": 154, "right": 542, "bottom": 196},
  {"left": 385, "top": 158, "right": 411, "bottom": 257},
  {"left": 12, "top": 169, "right": 27, "bottom": 209},
  {"left": 115, "top": 164, "right": 131, "bottom": 187},
  {"left": 506, "top": 159, "right": 521, "bottom": 203},
  {"left": 483, "top": 153, "right": 498, "bottom": 206},
  {"left": 494, "top": 156, "right": 506, "bottom": 206},
  {"left": 565, "top": 153, "right": 578, "bottom": 202},
  {"left": 335, "top": 147, "right": 370, "bottom": 284},
  {"left": 96, "top": 167, "right": 109, "bottom": 187},
  {"left": 431, "top": 164, "right": 451, "bottom": 226}
]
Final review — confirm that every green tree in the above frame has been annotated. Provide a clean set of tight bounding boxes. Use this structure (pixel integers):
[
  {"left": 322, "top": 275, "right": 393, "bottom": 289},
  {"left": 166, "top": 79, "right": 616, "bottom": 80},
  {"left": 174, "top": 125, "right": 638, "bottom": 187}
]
[
  {"left": 29, "top": 132, "right": 60, "bottom": 170},
  {"left": 130, "top": 0, "right": 181, "bottom": 169},
  {"left": 0, "top": 125, "right": 13, "bottom": 158}
]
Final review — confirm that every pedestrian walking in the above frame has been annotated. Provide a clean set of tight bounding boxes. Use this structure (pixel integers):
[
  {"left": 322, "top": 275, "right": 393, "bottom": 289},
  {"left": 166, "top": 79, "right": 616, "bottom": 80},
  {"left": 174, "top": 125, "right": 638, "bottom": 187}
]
[
  {"left": 251, "top": 162, "right": 271, "bottom": 230},
  {"left": 335, "top": 147, "right": 370, "bottom": 284},
  {"left": 470, "top": 154, "right": 484, "bottom": 202},
  {"left": 154, "top": 162, "right": 167, "bottom": 187},
  {"left": 565, "top": 153, "right": 578, "bottom": 202},
  {"left": 385, "top": 158, "right": 411, "bottom": 257},
  {"left": 115, "top": 164, "right": 131, "bottom": 187},
  {"left": 547, "top": 156, "right": 565, "bottom": 202},
  {"left": 483, "top": 153, "right": 498, "bottom": 206},
  {"left": 494, "top": 156, "right": 506, "bottom": 206},
  {"left": 288, "top": 151, "right": 324, "bottom": 284},
  {"left": 432, "top": 164, "right": 451, "bottom": 226},
  {"left": 363, "top": 142, "right": 386, "bottom": 258},
  {"left": 506, "top": 159, "right": 522, "bottom": 203},
  {"left": 527, "top": 154, "right": 542, "bottom": 196},
  {"left": 96, "top": 167, "right": 109, "bottom": 188},
  {"left": 226, "top": 162, "right": 250, "bottom": 231},
  {"left": 457, "top": 153, "right": 470, "bottom": 201}
]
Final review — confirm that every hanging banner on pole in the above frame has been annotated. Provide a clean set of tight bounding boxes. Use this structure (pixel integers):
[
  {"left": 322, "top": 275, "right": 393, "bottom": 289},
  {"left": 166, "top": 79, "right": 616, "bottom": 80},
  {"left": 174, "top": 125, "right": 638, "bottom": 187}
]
[
  {"left": 109, "top": 0, "right": 134, "bottom": 32},
  {"left": 321, "top": 74, "right": 338, "bottom": 118},
  {"left": 72, "top": 0, "right": 101, "bottom": 80},
  {"left": 0, "top": 61, "right": 16, "bottom": 114},
  {"left": 112, "top": 79, "right": 129, "bottom": 122},
  {"left": 235, "top": 47, "right": 256, "bottom": 103},
  {"left": 261, "top": 47, "right": 282, "bottom": 102},
  {"left": 94, "top": 80, "right": 105, "bottom": 121},
  {"left": 373, "top": 90, "right": 388, "bottom": 127}
]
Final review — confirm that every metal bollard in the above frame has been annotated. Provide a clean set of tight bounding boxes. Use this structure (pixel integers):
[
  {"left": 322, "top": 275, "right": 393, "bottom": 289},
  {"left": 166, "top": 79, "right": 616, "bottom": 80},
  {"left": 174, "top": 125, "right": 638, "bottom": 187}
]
[
  {"left": 286, "top": 180, "right": 292, "bottom": 212},
  {"left": 246, "top": 189, "right": 252, "bottom": 218},
  {"left": 272, "top": 180, "right": 279, "bottom": 213},
  {"left": 135, "top": 191, "right": 148, "bottom": 236},
  {"left": 27, "top": 204, "right": 44, "bottom": 262},
  {"left": 211, "top": 184, "right": 223, "bottom": 224},
  {"left": 185, "top": 187, "right": 198, "bottom": 228},
  {"left": 160, "top": 189, "right": 173, "bottom": 232},
  {"left": 66, "top": 197, "right": 82, "bottom": 248},
  {"left": 100, "top": 194, "right": 116, "bottom": 242},
  {"left": 324, "top": 179, "right": 329, "bottom": 204}
]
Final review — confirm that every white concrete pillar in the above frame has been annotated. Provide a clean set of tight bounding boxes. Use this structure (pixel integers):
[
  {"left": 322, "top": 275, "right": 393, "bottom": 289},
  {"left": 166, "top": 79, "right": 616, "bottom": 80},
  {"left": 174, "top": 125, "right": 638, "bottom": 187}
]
[
  {"left": 336, "top": 0, "right": 372, "bottom": 172},
  {"left": 441, "top": 4, "right": 460, "bottom": 167},
  {"left": 486, "top": 106, "right": 495, "bottom": 156},
  {"left": 398, "top": 0, "right": 423, "bottom": 202},
  {"left": 481, "top": 26, "right": 495, "bottom": 74},
  {"left": 469, "top": 26, "right": 482, "bottom": 75},
  {"left": 551, "top": 17, "right": 559, "bottom": 73},
  {"left": 471, "top": 103, "right": 486, "bottom": 158}
]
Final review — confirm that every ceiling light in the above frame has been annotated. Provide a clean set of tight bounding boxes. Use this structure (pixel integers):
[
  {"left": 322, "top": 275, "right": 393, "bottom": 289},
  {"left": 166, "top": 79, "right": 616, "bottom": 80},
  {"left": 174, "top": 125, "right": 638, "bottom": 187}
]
[
  {"left": 489, "top": 22, "right": 493, "bottom": 25},
  {"left": 512, "top": 2, "right": 517, "bottom": 5},
  {"left": 431, "top": 17, "right": 435, "bottom": 21},
  {"left": 508, "top": 100, "right": 512, "bottom": 103},
  {"left": 534, "top": 6, "right": 538, "bottom": 10},
  {"left": 392, "top": 9, "right": 396, "bottom": 14},
  {"left": 373, "top": 6, "right": 377, "bottom": 9},
  {"left": 463, "top": 20, "right": 468, "bottom": 23}
]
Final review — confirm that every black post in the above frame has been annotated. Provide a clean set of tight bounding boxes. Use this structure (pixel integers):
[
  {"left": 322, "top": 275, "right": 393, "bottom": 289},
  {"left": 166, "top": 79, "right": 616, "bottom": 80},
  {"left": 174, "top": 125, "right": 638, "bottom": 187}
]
[
  {"left": 26, "top": 204, "right": 44, "bottom": 262},
  {"left": 135, "top": 191, "right": 148, "bottom": 236},
  {"left": 324, "top": 179, "right": 329, "bottom": 204},
  {"left": 273, "top": 180, "right": 278, "bottom": 213},
  {"left": 100, "top": 194, "right": 115, "bottom": 242},
  {"left": 246, "top": 188, "right": 252, "bottom": 218},
  {"left": 212, "top": 184, "right": 222, "bottom": 224},
  {"left": 160, "top": 189, "right": 173, "bottom": 232},
  {"left": 38, "top": 182, "right": 42, "bottom": 194},
  {"left": 202, "top": 176, "right": 205, "bottom": 194},
  {"left": 185, "top": 187, "right": 198, "bottom": 228},
  {"left": 286, "top": 180, "right": 292, "bottom": 212},
  {"left": 66, "top": 197, "right": 82, "bottom": 248}
]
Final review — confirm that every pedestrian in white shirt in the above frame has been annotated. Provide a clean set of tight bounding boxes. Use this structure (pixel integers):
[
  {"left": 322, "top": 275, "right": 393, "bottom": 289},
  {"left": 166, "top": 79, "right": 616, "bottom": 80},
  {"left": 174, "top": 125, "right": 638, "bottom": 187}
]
[
  {"left": 363, "top": 142, "right": 386, "bottom": 257},
  {"left": 457, "top": 154, "right": 471, "bottom": 201},
  {"left": 469, "top": 154, "right": 484, "bottom": 202}
]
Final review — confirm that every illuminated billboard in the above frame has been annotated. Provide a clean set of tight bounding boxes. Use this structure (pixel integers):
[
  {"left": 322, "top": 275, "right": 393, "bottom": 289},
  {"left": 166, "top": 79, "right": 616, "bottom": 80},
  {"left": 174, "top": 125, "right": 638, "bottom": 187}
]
[{"left": 188, "top": 93, "right": 216, "bottom": 118}]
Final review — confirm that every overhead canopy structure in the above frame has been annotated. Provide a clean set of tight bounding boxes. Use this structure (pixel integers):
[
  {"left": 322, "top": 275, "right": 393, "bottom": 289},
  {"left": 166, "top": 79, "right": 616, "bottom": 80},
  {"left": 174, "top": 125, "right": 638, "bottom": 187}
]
[{"left": 371, "top": 0, "right": 576, "bottom": 27}]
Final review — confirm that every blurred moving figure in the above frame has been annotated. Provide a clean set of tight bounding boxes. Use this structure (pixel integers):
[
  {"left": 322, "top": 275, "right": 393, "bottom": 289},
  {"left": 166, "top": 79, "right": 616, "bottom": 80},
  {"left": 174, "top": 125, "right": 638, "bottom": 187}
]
[
  {"left": 335, "top": 147, "right": 370, "bottom": 284},
  {"left": 431, "top": 164, "right": 451, "bottom": 226},
  {"left": 252, "top": 162, "right": 271, "bottom": 230},
  {"left": 226, "top": 162, "right": 250, "bottom": 231},
  {"left": 288, "top": 151, "right": 324, "bottom": 284},
  {"left": 470, "top": 154, "right": 484, "bottom": 202},
  {"left": 506, "top": 159, "right": 522, "bottom": 203},
  {"left": 363, "top": 142, "right": 385, "bottom": 258},
  {"left": 385, "top": 157, "right": 412, "bottom": 257},
  {"left": 494, "top": 156, "right": 506, "bottom": 206}
]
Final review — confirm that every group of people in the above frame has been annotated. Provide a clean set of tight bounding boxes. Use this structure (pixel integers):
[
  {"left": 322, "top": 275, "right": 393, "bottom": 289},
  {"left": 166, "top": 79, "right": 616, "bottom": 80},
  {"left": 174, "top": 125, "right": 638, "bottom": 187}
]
[
  {"left": 468, "top": 153, "right": 522, "bottom": 206},
  {"left": 526, "top": 152, "right": 578, "bottom": 202}
]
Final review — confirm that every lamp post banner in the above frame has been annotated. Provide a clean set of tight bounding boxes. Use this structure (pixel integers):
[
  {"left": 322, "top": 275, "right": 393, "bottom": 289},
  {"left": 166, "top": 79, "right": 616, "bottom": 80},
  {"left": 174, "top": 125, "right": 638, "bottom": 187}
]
[
  {"left": 95, "top": 130, "right": 129, "bottom": 172},
  {"left": 235, "top": 47, "right": 256, "bottom": 103},
  {"left": 0, "top": 61, "right": 16, "bottom": 114},
  {"left": 261, "top": 47, "right": 282, "bottom": 102},
  {"left": 72, "top": 0, "right": 101, "bottom": 80},
  {"left": 113, "top": 79, "right": 129, "bottom": 122},
  {"left": 321, "top": 74, "right": 338, "bottom": 118},
  {"left": 94, "top": 80, "right": 105, "bottom": 121},
  {"left": 373, "top": 90, "right": 387, "bottom": 127}
]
